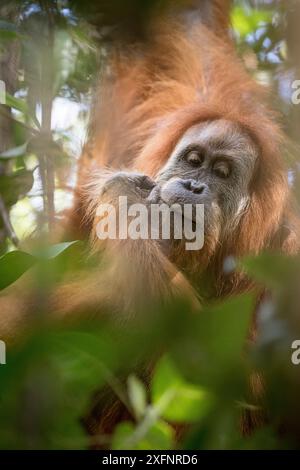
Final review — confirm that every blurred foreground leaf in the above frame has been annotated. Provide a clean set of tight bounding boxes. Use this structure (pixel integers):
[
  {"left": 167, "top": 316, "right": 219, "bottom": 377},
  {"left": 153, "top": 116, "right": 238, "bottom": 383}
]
[
  {"left": 0, "top": 142, "right": 28, "bottom": 159},
  {"left": 0, "top": 250, "right": 35, "bottom": 290},
  {"left": 170, "top": 294, "right": 254, "bottom": 388},
  {"left": 241, "top": 252, "right": 299, "bottom": 291},
  {"left": 34, "top": 241, "right": 82, "bottom": 260},
  {"left": 0, "top": 169, "right": 34, "bottom": 207},
  {"left": 152, "top": 355, "right": 213, "bottom": 423},
  {"left": 112, "top": 420, "right": 173, "bottom": 450},
  {"left": 5, "top": 93, "right": 40, "bottom": 130}
]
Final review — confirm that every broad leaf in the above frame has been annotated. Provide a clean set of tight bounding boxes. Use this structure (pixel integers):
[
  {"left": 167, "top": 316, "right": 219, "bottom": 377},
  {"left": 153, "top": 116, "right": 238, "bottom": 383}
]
[
  {"left": 112, "top": 420, "right": 173, "bottom": 450},
  {"left": 241, "top": 252, "right": 299, "bottom": 290},
  {"left": 0, "top": 142, "right": 28, "bottom": 159},
  {"left": 0, "top": 250, "right": 36, "bottom": 290},
  {"left": 152, "top": 355, "right": 213, "bottom": 423},
  {"left": 5, "top": 93, "right": 40, "bottom": 129},
  {"left": 34, "top": 241, "right": 82, "bottom": 260}
]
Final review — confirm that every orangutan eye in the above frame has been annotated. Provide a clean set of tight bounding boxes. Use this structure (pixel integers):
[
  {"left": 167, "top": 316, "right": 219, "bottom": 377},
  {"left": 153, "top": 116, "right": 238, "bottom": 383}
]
[
  {"left": 212, "top": 159, "right": 231, "bottom": 179},
  {"left": 185, "top": 149, "right": 203, "bottom": 166}
]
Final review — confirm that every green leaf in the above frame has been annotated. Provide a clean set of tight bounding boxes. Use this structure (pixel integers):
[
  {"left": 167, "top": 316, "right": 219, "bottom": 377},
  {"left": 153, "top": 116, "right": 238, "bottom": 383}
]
[
  {"left": 152, "top": 355, "right": 213, "bottom": 423},
  {"left": 232, "top": 6, "right": 272, "bottom": 38},
  {"left": 49, "top": 330, "right": 119, "bottom": 412},
  {"left": 34, "top": 241, "right": 82, "bottom": 260},
  {"left": 0, "top": 243, "right": 81, "bottom": 291},
  {"left": 127, "top": 375, "right": 147, "bottom": 420},
  {"left": 0, "top": 142, "right": 28, "bottom": 159},
  {"left": 0, "top": 327, "right": 116, "bottom": 449},
  {"left": 112, "top": 420, "right": 174, "bottom": 450},
  {"left": 0, "top": 21, "right": 20, "bottom": 40},
  {"left": 0, "top": 169, "right": 34, "bottom": 206},
  {"left": 0, "top": 30, "right": 19, "bottom": 41},
  {"left": 111, "top": 422, "right": 135, "bottom": 450},
  {"left": 0, "top": 250, "right": 36, "bottom": 290},
  {"left": 5, "top": 93, "right": 40, "bottom": 129},
  {"left": 169, "top": 294, "right": 254, "bottom": 388},
  {"left": 241, "top": 252, "right": 299, "bottom": 290}
]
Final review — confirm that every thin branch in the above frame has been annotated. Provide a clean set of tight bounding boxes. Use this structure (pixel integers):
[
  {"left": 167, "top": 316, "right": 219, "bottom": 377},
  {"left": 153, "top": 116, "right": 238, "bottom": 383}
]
[{"left": 37, "top": 0, "right": 56, "bottom": 232}]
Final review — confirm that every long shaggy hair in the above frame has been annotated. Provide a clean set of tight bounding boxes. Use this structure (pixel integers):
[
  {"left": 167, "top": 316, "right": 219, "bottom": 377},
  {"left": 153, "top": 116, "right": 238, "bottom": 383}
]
[{"left": 71, "top": 5, "right": 299, "bottom": 300}]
